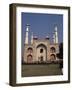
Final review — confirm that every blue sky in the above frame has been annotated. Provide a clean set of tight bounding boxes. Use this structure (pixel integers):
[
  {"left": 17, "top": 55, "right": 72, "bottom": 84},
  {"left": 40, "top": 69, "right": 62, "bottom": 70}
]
[{"left": 21, "top": 12, "right": 63, "bottom": 46}]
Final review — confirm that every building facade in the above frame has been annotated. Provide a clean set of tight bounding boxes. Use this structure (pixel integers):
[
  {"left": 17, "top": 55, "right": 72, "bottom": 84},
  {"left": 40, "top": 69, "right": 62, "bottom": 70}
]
[{"left": 23, "top": 24, "right": 59, "bottom": 63}]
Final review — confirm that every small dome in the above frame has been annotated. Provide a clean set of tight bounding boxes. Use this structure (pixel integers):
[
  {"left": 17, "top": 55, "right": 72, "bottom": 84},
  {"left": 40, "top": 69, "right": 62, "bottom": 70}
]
[
  {"left": 26, "top": 24, "right": 30, "bottom": 26},
  {"left": 55, "top": 26, "right": 58, "bottom": 32},
  {"left": 46, "top": 36, "right": 49, "bottom": 38},
  {"left": 33, "top": 36, "right": 38, "bottom": 39},
  {"left": 45, "top": 36, "right": 49, "bottom": 39}
]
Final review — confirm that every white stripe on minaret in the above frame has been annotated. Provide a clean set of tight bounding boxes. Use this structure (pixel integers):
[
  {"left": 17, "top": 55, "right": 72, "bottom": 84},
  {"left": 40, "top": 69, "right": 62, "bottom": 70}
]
[{"left": 25, "top": 24, "right": 30, "bottom": 44}]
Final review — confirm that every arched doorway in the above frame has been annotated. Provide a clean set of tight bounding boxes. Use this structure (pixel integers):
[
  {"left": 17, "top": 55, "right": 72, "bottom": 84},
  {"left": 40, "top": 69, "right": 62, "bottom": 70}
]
[
  {"left": 40, "top": 56, "right": 43, "bottom": 62},
  {"left": 36, "top": 44, "right": 47, "bottom": 62},
  {"left": 50, "top": 54, "right": 56, "bottom": 61},
  {"left": 27, "top": 55, "right": 33, "bottom": 63}
]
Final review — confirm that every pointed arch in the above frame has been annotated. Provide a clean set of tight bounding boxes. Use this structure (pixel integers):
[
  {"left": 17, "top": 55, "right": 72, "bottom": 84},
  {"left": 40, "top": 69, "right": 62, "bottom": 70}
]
[
  {"left": 27, "top": 54, "right": 33, "bottom": 63},
  {"left": 36, "top": 43, "right": 47, "bottom": 61},
  {"left": 27, "top": 47, "right": 33, "bottom": 53},
  {"left": 50, "top": 54, "right": 56, "bottom": 60},
  {"left": 50, "top": 47, "right": 56, "bottom": 53}
]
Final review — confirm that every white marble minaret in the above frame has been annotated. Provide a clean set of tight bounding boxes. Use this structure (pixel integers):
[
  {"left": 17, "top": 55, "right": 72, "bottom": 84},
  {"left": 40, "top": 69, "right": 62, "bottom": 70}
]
[
  {"left": 31, "top": 32, "right": 33, "bottom": 44},
  {"left": 53, "top": 33, "right": 55, "bottom": 43},
  {"left": 53, "top": 26, "right": 58, "bottom": 44},
  {"left": 55, "top": 26, "right": 58, "bottom": 43},
  {"left": 25, "top": 24, "right": 30, "bottom": 44}
]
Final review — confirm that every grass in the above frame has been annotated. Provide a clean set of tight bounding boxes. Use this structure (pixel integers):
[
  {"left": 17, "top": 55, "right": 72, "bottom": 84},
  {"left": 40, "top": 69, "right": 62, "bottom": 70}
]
[{"left": 22, "top": 63, "right": 62, "bottom": 77}]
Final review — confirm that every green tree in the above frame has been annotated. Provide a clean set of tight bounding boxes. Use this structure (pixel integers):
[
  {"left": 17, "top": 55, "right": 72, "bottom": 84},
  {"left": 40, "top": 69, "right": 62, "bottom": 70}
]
[{"left": 57, "top": 42, "right": 63, "bottom": 59}]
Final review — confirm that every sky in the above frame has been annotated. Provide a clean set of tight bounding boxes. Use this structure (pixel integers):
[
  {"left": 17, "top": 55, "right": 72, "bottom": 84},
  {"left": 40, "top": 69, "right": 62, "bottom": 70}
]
[{"left": 21, "top": 12, "right": 63, "bottom": 47}]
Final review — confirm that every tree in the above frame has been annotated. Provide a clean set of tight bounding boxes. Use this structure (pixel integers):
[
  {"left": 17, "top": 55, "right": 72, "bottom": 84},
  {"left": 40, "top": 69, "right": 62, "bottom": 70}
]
[
  {"left": 56, "top": 42, "right": 63, "bottom": 59},
  {"left": 56, "top": 43, "right": 63, "bottom": 69}
]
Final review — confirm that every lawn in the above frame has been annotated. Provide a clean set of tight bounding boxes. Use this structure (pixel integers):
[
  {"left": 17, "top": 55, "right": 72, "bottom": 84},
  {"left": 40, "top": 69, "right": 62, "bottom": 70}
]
[{"left": 22, "top": 63, "right": 62, "bottom": 77}]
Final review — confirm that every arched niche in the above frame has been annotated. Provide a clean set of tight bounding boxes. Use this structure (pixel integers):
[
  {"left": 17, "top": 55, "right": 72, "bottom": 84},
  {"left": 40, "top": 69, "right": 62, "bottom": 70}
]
[
  {"left": 27, "top": 54, "right": 33, "bottom": 63},
  {"left": 27, "top": 47, "right": 33, "bottom": 53},
  {"left": 50, "top": 47, "right": 56, "bottom": 53},
  {"left": 50, "top": 54, "right": 56, "bottom": 60}
]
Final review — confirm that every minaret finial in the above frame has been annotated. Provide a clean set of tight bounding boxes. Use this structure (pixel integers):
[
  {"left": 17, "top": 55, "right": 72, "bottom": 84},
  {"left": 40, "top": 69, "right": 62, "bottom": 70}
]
[{"left": 25, "top": 24, "right": 30, "bottom": 44}]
